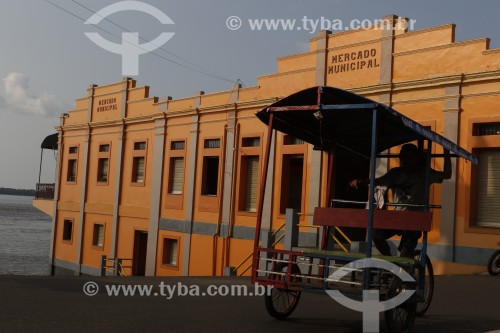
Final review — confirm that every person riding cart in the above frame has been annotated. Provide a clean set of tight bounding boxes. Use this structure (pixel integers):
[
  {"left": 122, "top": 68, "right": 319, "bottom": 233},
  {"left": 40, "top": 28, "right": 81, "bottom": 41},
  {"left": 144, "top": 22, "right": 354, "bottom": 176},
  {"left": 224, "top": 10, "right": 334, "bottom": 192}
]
[{"left": 350, "top": 143, "right": 451, "bottom": 257}]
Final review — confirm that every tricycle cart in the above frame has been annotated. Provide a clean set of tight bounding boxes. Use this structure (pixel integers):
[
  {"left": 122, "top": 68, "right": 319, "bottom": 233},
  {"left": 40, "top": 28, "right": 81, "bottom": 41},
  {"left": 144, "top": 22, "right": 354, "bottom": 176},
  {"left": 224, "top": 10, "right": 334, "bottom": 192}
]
[{"left": 251, "top": 86, "right": 477, "bottom": 332}]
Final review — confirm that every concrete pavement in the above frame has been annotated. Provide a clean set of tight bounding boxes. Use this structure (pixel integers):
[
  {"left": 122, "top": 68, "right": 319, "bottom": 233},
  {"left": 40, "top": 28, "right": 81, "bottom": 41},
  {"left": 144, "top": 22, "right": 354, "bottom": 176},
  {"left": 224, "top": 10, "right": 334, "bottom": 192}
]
[{"left": 0, "top": 275, "right": 498, "bottom": 332}]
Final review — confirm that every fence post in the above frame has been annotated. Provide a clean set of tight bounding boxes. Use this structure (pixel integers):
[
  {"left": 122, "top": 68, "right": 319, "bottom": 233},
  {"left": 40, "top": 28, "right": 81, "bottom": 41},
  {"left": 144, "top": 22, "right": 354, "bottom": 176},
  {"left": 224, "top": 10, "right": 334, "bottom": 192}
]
[
  {"left": 284, "top": 208, "right": 299, "bottom": 250},
  {"left": 100, "top": 255, "right": 107, "bottom": 276},
  {"left": 259, "top": 229, "right": 273, "bottom": 274},
  {"left": 115, "top": 259, "right": 123, "bottom": 276}
]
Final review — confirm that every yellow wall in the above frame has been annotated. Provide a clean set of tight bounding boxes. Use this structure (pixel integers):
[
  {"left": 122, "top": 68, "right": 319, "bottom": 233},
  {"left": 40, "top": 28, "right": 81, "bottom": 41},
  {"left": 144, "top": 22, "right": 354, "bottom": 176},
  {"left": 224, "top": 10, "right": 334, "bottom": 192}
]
[
  {"left": 53, "top": 213, "right": 78, "bottom": 263},
  {"left": 80, "top": 213, "right": 112, "bottom": 269}
]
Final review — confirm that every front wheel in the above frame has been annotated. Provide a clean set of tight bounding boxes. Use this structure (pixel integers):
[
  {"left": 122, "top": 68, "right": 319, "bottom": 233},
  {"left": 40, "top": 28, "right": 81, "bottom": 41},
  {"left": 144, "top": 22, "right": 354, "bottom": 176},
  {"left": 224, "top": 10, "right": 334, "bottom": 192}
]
[
  {"left": 384, "top": 277, "right": 417, "bottom": 333},
  {"left": 413, "top": 251, "right": 434, "bottom": 316},
  {"left": 264, "top": 263, "right": 301, "bottom": 320},
  {"left": 487, "top": 250, "right": 500, "bottom": 276}
]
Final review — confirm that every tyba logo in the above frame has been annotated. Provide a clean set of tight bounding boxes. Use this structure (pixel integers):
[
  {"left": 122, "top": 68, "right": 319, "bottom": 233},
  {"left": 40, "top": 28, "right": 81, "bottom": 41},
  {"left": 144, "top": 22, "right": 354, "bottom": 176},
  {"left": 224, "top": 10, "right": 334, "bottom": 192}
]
[
  {"left": 84, "top": 1, "right": 175, "bottom": 76},
  {"left": 326, "top": 258, "right": 415, "bottom": 333}
]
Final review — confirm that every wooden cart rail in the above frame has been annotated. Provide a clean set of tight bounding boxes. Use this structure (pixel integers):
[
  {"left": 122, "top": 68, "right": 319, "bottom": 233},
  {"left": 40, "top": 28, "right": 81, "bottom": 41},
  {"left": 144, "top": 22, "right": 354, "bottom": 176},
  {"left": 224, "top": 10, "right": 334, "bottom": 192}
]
[{"left": 313, "top": 207, "right": 432, "bottom": 232}]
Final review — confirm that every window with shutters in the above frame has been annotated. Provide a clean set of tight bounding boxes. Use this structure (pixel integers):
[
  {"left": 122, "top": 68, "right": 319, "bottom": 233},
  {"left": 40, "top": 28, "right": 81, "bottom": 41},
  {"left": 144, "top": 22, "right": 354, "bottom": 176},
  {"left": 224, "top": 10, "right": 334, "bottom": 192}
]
[
  {"left": 202, "top": 157, "right": 219, "bottom": 195},
  {"left": 475, "top": 149, "right": 500, "bottom": 228},
  {"left": 473, "top": 122, "right": 500, "bottom": 136},
  {"left": 62, "top": 219, "right": 73, "bottom": 243},
  {"left": 162, "top": 237, "right": 179, "bottom": 267},
  {"left": 166, "top": 140, "right": 186, "bottom": 209},
  {"left": 279, "top": 133, "right": 308, "bottom": 216},
  {"left": 97, "top": 143, "right": 111, "bottom": 184},
  {"left": 131, "top": 140, "right": 147, "bottom": 185},
  {"left": 467, "top": 118, "right": 500, "bottom": 233},
  {"left": 242, "top": 137, "right": 260, "bottom": 147},
  {"left": 199, "top": 137, "right": 222, "bottom": 213},
  {"left": 171, "top": 140, "right": 185, "bottom": 150},
  {"left": 280, "top": 154, "right": 305, "bottom": 214},
  {"left": 92, "top": 224, "right": 105, "bottom": 249},
  {"left": 239, "top": 156, "right": 259, "bottom": 212},
  {"left": 66, "top": 146, "right": 79, "bottom": 183},
  {"left": 204, "top": 138, "right": 220, "bottom": 149},
  {"left": 201, "top": 138, "right": 221, "bottom": 196},
  {"left": 283, "top": 135, "right": 305, "bottom": 145},
  {"left": 132, "top": 157, "right": 145, "bottom": 183},
  {"left": 169, "top": 158, "right": 184, "bottom": 194},
  {"left": 237, "top": 135, "right": 262, "bottom": 214}
]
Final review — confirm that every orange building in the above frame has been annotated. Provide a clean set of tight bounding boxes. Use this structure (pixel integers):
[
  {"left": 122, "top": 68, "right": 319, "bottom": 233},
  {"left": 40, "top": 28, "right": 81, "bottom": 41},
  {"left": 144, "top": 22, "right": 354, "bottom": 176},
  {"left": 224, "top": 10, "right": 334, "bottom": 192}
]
[{"left": 35, "top": 15, "right": 500, "bottom": 276}]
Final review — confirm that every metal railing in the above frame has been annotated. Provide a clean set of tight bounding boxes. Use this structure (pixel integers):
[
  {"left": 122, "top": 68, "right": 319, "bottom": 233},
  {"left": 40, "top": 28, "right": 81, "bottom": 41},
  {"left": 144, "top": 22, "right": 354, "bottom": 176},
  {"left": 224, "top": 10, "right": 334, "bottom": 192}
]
[
  {"left": 234, "top": 222, "right": 286, "bottom": 276},
  {"left": 234, "top": 209, "right": 355, "bottom": 276},
  {"left": 100, "top": 256, "right": 133, "bottom": 276},
  {"left": 35, "top": 183, "right": 55, "bottom": 200},
  {"left": 297, "top": 212, "right": 353, "bottom": 252}
]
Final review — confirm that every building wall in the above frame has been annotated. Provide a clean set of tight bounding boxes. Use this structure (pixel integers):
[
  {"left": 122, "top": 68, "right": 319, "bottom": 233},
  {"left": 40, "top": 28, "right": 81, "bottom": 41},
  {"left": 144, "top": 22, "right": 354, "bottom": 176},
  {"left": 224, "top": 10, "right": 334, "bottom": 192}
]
[{"left": 50, "top": 16, "right": 500, "bottom": 276}]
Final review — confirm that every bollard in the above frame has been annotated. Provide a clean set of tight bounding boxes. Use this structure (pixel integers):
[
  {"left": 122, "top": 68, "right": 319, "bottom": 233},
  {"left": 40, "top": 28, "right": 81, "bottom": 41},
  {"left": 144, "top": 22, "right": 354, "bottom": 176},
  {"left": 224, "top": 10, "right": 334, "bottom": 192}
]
[
  {"left": 100, "top": 255, "right": 107, "bottom": 276},
  {"left": 284, "top": 208, "right": 299, "bottom": 250}
]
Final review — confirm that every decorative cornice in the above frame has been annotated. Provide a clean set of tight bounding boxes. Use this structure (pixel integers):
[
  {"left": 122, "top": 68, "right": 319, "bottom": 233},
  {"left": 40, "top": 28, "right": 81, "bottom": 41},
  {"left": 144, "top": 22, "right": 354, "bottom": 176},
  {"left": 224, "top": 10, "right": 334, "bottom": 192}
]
[
  {"left": 257, "top": 67, "right": 315, "bottom": 80},
  {"left": 126, "top": 97, "right": 157, "bottom": 105},
  {"left": 483, "top": 48, "right": 500, "bottom": 55},
  {"left": 393, "top": 74, "right": 463, "bottom": 91},
  {"left": 463, "top": 69, "right": 500, "bottom": 83},
  {"left": 461, "top": 90, "right": 500, "bottom": 99},
  {"left": 392, "top": 95, "right": 447, "bottom": 106},
  {"left": 92, "top": 90, "right": 123, "bottom": 98},
  {"left": 394, "top": 23, "right": 455, "bottom": 40},
  {"left": 67, "top": 108, "right": 87, "bottom": 113},
  {"left": 277, "top": 51, "right": 313, "bottom": 61},
  {"left": 348, "top": 83, "right": 392, "bottom": 95},
  {"left": 394, "top": 38, "right": 489, "bottom": 57},
  {"left": 325, "top": 38, "right": 383, "bottom": 52}
]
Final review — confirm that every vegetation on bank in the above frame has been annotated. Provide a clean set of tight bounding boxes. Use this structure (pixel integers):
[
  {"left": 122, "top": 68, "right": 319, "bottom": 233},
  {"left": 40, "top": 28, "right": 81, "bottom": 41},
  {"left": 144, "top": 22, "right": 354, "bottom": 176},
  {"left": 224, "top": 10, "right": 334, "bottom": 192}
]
[{"left": 0, "top": 187, "right": 36, "bottom": 197}]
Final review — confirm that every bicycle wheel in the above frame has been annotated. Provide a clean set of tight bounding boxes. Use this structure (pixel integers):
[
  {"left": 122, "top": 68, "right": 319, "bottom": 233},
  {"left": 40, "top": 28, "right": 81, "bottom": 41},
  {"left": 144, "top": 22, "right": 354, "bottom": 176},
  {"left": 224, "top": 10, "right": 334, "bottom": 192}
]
[
  {"left": 413, "top": 251, "right": 434, "bottom": 316},
  {"left": 487, "top": 250, "right": 500, "bottom": 276},
  {"left": 264, "top": 263, "right": 301, "bottom": 320},
  {"left": 384, "top": 276, "right": 417, "bottom": 333}
]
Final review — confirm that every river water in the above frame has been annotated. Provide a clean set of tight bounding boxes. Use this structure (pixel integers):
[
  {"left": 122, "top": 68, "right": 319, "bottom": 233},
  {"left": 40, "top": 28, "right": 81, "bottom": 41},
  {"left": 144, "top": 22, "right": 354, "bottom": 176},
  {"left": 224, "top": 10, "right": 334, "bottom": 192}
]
[{"left": 0, "top": 194, "right": 51, "bottom": 275}]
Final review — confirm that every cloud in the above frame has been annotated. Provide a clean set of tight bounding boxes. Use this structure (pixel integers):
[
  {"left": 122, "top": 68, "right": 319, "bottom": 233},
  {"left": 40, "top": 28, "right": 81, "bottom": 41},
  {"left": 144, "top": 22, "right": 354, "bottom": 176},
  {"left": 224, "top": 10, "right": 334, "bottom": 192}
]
[{"left": 1, "top": 73, "right": 66, "bottom": 117}]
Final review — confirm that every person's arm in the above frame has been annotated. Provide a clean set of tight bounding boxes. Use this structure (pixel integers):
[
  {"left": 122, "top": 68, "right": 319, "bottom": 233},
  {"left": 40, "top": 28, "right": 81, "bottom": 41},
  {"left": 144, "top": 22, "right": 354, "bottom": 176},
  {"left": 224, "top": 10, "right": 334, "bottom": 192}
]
[
  {"left": 442, "top": 149, "right": 451, "bottom": 180},
  {"left": 349, "top": 171, "right": 391, "bottom": 189},
  {"left": 350, "top": 178, "right": 369, "bottom": 189}
]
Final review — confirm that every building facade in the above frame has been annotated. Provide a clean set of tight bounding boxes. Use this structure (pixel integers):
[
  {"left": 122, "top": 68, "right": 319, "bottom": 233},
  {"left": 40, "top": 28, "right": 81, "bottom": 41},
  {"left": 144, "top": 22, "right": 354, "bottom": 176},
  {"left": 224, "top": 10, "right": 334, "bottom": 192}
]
[{"left": 40, "top": 16, "right": 500, "bottom": 276}]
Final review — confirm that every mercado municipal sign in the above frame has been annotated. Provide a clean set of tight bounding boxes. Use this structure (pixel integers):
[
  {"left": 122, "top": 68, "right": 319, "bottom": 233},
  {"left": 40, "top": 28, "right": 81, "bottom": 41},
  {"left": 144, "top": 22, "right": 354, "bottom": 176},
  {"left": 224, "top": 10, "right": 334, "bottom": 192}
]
[{"left": 328, "top": 48, "right": 380, "bottom": 74}]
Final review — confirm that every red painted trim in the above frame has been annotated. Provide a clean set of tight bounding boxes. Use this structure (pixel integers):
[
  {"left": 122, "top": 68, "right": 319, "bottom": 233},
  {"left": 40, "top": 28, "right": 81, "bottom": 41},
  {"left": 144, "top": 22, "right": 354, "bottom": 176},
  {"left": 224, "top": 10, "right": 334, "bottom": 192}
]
[{"left": 313, "top": 207, "right": 432, "bottom": 232}]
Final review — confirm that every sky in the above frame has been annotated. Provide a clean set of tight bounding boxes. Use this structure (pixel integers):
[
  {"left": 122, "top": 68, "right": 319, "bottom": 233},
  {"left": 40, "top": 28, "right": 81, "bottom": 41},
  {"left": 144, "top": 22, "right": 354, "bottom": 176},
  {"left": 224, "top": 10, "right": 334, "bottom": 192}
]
[{"left": 2, "top": 0, "right": 500, "bottom": 189}]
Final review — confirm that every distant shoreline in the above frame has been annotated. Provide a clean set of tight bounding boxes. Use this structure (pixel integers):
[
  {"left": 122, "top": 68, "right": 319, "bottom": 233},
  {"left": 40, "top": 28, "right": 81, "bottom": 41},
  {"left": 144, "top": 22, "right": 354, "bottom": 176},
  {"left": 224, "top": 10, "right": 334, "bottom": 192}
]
[{"left": 0, "top": 188, "right": 35, "bottom": 197}]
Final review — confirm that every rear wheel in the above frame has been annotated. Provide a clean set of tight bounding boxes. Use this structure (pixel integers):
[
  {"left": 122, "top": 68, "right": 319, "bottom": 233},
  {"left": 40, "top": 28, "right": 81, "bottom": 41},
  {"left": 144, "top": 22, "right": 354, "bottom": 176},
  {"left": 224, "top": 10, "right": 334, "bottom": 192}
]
[
  {"left": 384, "top": 277, "right": 417, "bottom": 333},
  {"left": 487, "top": 250, "right": 500, "bottom": 276},
  {"left": 413, "top": 251, "right": 434, "bottom": 316},
  {"left": 264, "top": 263, "right": 301, "bottom": 320}
]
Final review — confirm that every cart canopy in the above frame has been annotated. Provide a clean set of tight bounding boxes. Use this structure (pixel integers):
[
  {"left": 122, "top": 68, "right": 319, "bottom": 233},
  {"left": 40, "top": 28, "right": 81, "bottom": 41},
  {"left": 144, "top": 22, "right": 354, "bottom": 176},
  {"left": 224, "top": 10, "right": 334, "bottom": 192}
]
[{"left": 256, "top": 86, "right": 477, "bottom": 164}]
